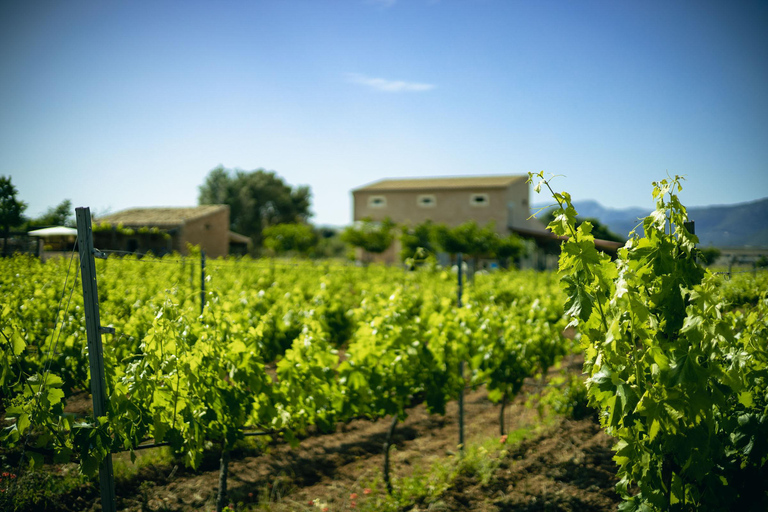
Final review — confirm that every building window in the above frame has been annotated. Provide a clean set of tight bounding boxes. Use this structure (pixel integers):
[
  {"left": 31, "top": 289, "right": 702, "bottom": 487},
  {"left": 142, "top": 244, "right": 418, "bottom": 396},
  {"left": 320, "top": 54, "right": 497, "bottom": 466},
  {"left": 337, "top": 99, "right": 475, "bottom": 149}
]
[
  {"left": 417, "top": 194, "right": 436, "bottom": 208},
  {"left": 368, "top": 195, "right": 387, "bottom": 208},
  {"left": 470, "top": 193, "right": 489, "bottom": 207}
]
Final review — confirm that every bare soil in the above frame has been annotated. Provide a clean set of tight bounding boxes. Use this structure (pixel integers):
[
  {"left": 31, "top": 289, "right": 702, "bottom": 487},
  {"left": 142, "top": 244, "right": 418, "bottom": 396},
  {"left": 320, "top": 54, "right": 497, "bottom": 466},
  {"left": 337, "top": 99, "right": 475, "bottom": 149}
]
[{"left": 15, "top": 360, "right": 622, "bottom": 512}]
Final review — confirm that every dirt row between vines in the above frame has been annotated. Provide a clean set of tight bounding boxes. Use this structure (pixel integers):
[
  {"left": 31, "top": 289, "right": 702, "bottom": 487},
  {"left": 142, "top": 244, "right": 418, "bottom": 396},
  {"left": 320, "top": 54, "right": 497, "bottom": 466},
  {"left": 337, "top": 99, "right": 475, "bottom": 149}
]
[{"left": 91, "top": 361, "right": 623, "bottom": 512}]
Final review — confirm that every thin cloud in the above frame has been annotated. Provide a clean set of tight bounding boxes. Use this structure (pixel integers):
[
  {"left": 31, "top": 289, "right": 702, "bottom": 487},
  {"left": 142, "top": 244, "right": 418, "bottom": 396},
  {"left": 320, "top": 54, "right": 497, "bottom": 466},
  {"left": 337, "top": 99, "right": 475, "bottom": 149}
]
[
  {"left": 366, "top": 0, "right": 397, "bottom": 8},
  {"left": 347, "top": 73, "right": 436, "bottom": 92}
]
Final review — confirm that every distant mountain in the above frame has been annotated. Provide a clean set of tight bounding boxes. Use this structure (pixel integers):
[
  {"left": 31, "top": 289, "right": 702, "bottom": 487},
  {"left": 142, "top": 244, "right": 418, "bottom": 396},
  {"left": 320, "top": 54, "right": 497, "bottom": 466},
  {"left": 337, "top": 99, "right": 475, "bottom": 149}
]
[
  {"left": 534, "top": 197, "right": 768, "bottom": 248},
  {"left": 688, "top": 198, "right": 768, "bottom": 247}
]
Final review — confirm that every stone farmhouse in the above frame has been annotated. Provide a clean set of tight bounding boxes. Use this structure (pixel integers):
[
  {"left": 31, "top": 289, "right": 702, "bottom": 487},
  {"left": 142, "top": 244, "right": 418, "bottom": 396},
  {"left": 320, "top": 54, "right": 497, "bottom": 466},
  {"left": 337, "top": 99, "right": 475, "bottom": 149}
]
[
  {"left": 96, "top": 205, "right": 251, "bottom": 258},
  {"left": 351, "top": 175, "right": 551, "bottom": 264}
]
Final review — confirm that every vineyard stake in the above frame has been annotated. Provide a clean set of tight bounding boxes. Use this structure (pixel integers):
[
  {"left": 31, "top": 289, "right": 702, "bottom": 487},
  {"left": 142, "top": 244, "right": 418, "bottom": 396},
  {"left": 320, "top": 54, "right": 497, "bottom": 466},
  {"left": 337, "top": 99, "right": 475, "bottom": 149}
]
[
  {"left": 383, "top": 415, "right": 399, "bottom": 494},
  {"left": 75, "top": 207, "right": 117, "bottom": 512},
  {"left": 457, "top": 253, "right": 465, "bottom": 453},
  {"left": 201, "top": 249, "right": 206, "bottom": 315},
  {"left": 499, "top": 393, "right": 507, "bottom": 436},
  {"left": 216, "top": 448, "right": 230, "bottom": 512}
]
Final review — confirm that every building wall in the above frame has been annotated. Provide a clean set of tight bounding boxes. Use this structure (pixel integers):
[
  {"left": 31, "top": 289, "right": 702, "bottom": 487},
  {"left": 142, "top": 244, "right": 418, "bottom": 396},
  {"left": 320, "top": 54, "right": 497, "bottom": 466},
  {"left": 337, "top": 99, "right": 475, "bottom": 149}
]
[
  {"left": 504, "top": 182, "right": 532, "bottom": 230},
  {"left": 180, "top": 207, "right": 230, "bottom": 258},
  {"left": 715, "top": 247, "right": 768, "bottom": 267},
  {"left": 353, "top": 185, "right": 523, "bottom": 235}
]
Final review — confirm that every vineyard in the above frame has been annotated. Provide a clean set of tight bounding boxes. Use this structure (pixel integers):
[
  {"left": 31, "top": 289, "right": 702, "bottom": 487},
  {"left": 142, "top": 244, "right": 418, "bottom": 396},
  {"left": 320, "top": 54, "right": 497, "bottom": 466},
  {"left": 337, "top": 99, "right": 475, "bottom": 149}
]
[{"left": 2, "top": 176, "right": 767, "bottom": 511}]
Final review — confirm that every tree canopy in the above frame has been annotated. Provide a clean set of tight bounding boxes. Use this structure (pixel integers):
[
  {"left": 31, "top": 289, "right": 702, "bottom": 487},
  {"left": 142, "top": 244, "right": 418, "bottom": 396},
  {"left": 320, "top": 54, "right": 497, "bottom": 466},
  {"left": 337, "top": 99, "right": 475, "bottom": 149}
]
[
  {"left": 400, "top": 220, "right": 526, "bottom": 268},
  {"left": 1, "top": 176, "right": 26, "bottom": 230},
  {"left": 433, "top": 221, "right": 526, "bottom": 268},
  {"left": 433, "top": 221, "right": 497, "bottom": 257},
  {"left": 341, "top": 218, "right": 395, "bottom": 260},
  {"left": 198, "top": 166, "right": 312, "bottom": 246},
  {"left": 1, "top": 176, "right": 27, "bottom": 256},
  {"left": 26, "top": 199, "right": 73, "bottom": 228},
  {"left": 541, "top": 208, "right": 625, "bottom": 243},
  {"left": 697, "top": 247, "right": 721, "bottom": 266},
  {"left": 400, "top": 220, "right": 437, "bottom": 262},
  {"left": 263, "top": 223, "right": 318, "bottom": 256}
]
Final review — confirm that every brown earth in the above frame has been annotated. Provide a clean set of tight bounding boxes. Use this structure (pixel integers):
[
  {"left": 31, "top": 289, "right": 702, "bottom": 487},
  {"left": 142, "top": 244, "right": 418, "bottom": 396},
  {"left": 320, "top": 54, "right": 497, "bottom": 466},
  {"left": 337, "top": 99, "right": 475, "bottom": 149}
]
[
  {"left": 111, "top": 361, "right": 620, "bottom": 512},
  {"left": 10, "top": 359, "right": 623, "bottom": 512}
]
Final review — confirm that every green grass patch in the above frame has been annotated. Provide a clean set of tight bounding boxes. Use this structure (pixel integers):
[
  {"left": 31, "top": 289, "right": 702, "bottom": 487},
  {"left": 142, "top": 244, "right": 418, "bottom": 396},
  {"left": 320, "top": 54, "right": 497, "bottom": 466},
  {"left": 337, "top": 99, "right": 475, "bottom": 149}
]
[
  {"left": 0, "top": 464, "right": 93, "bottom": 512},
  {"left": 348, "top": 420, "right": 547, "bottom": 512},
  {"left": 112, "top": 445, "right": 176, "bottom": 483}
]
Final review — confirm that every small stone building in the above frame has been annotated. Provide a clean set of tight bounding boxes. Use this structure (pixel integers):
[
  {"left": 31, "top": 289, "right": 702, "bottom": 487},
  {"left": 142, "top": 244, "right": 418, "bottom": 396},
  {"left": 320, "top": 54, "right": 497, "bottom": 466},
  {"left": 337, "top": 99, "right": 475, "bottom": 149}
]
[{"left": 96, "top": 205, "right": 250, "bottom": 258}]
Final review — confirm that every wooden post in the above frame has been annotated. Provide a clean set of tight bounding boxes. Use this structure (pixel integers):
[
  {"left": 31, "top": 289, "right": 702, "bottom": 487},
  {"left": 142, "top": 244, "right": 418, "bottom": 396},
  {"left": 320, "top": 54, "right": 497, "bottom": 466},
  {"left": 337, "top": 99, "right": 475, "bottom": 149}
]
[
  {"left": 457, "top": 253, "right": 463, "bottom": 308},
  {"left": 216, "top": 449, "right": 230, "bottom": 512},
  {"left": 200, "top": 250, "right": 206, "bottom": 316},
  {"left": 685, "top": 221, "right": 697, "bottom": 264},
  {"left": 457, "top": 253, "right": 465, "bottom": 453},
  {"left": 499, "top": 393, "right": 507, "bottom": 436},
  {"left": 383, "top": 415, "right": 399, "bottom": 494},
  {"left": 75, "top": 207, "right": 116, "bottom": 512}
]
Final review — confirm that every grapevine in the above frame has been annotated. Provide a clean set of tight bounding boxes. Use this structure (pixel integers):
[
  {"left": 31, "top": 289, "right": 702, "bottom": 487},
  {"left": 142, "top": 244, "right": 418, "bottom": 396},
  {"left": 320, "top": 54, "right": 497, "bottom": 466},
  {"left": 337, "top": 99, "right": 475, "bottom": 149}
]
[{"left": 530, "top": 171, "right": 768, "bottom": 511}]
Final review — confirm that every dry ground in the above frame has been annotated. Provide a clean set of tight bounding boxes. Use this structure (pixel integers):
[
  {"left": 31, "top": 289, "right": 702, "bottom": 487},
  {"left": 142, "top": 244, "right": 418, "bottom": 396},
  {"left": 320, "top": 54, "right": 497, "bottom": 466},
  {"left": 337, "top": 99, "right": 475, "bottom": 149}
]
[
  {"left": 10, "top": 359, "right": 622, "bottom": 512},
  {"left": 113, "top": 362, "right": 621, "bottom": 511}
]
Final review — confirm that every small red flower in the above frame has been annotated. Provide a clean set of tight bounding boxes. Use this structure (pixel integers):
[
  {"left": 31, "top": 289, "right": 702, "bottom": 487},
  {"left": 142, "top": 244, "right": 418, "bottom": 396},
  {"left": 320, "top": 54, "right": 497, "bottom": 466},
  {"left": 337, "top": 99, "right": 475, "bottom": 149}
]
[
  {"left": 322, "top": 508, "right": 329, "bottom": 512},
  {"left": 500, "top": 434, "right": 508, "bottom": 444},
  {"left": 363, "top": 488, "right": 372, "bottom": 495},
  {"left": 248, "top": 492, "right": 254, "bottom": 498},
  {"left": 350, "top": 501, "right": 357, "bottom": 509},
  {"left": 350, "top": 493, "right": 358, "bottom": 500}
]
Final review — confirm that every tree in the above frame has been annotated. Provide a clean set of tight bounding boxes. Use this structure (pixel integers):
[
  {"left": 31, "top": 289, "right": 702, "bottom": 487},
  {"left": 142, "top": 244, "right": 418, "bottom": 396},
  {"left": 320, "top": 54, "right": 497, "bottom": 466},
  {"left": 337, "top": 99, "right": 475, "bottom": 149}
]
[
  {"left": 697, "top": 247, "right": 721, "bottom": 266},
  {"left": 1, "top": 176, "right": 27, "bottom": 256},
  {"left": 198, "top": 166, "right": 312, "bottom": 247},
  {"left": 311, "top": 228, "right": 345, "bottom": 260},
  {"left": 399, "top": 220, "right": 437, "bottom": 262},
  {"left": 495, "top": 234, "right": 526, "bottom": 269},
  {"left": 27, "top": 199, "right": 73, "bottom": 228},
  {"left": 433, "top": 221, "right": 498, "bottom": 267},
  {"left": 341, "top": 218, "right": 395, "bottom": 263},
  {"left": 262, "top": 223, "right": 318, "bottom": 256},
  {"left": 541, "top": 209, "right": 625, "bottom": 244},
  {"left": 584, "top": 217, "right": 625, "bottom": 243}
]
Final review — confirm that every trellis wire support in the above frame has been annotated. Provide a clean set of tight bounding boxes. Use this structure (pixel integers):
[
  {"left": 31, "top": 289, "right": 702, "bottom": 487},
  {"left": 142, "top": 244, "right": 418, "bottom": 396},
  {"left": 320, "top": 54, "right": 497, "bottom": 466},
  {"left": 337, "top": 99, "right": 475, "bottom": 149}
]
[
  {"left": 201, "top": 250, "right": 206, "bottom": 315},
  {"left": 75, "top": 207, "right": 117, "bottom": 512},
  {"left": 457, "top": 252, "right": 465, "bottom": 453}
]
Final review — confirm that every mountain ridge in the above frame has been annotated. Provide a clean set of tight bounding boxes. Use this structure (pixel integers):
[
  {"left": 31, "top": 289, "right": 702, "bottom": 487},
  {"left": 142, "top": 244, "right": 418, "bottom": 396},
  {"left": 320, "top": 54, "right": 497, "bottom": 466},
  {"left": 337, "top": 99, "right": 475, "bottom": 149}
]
[{"left": 533, "top": 197, "right": 768, "bottom": 248}]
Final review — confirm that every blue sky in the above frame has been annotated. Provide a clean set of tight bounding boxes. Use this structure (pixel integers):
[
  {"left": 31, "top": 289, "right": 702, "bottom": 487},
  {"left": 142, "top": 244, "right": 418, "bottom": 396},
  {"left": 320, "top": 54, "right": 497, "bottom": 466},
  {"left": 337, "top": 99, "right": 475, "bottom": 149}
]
[{"left": 2, "top": 0, "right": 767, "bottom": 226}]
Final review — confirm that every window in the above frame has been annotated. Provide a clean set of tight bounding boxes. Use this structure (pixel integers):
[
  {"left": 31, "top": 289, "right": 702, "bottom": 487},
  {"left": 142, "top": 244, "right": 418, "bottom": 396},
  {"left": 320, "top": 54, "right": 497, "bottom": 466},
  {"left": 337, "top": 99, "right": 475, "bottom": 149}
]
[
  {"left": 470, "top": 193, "right": 489, "bottom": 207},
  {"left": 368, "top": 195, "right": 387, "bottom": 208},
  {"left": 417, "top": 194, "right": 436, "bottom": 208}
]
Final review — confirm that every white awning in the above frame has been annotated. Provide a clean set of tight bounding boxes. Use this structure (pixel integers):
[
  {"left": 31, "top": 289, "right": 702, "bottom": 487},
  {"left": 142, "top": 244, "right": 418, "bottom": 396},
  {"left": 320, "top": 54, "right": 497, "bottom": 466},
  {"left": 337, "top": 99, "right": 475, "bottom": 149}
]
[{"left": 27, "top": 226, "right": 78, "bottom": 237}]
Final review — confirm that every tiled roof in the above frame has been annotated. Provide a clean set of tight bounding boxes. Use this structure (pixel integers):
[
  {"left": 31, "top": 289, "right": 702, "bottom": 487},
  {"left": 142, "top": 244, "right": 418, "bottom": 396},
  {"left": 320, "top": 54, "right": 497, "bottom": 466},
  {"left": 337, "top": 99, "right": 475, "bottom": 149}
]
[
  {"left": 353, "top": 175, "right": 527, "bottom": 192},
  {"left": 97, "top": 205, "right": 227, "bottom": 228}
]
